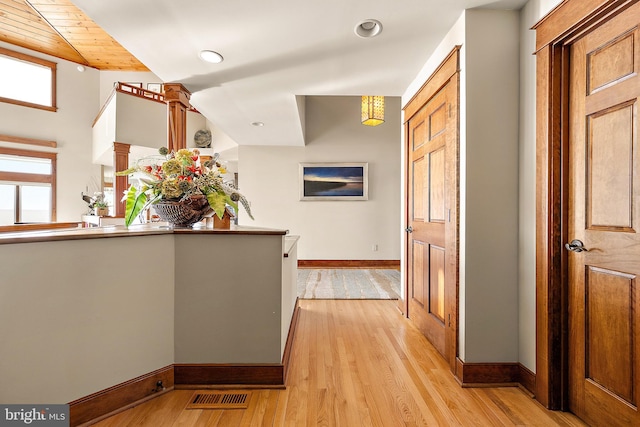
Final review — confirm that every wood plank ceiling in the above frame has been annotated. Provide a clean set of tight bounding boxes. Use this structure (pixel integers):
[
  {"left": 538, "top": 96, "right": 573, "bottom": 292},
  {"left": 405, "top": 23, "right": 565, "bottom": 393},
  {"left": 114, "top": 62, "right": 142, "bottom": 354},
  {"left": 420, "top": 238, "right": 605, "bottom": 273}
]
[{"left": 0, "top": 0, "right": 147, "bottom": 70}]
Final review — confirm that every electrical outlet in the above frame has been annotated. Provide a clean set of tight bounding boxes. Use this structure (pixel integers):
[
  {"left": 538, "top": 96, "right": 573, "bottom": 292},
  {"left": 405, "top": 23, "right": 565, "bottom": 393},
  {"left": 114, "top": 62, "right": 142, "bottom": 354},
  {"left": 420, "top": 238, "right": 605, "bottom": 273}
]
[{"left": 372, "top": 244, "right": 378, "bottom": 251}]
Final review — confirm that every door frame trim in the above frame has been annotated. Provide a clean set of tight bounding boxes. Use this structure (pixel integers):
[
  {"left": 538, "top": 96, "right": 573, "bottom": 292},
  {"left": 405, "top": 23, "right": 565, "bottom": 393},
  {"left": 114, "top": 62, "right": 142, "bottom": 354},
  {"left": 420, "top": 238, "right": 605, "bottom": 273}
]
[{"left": 533, "top": 0, "right": 639, "bottom": 410}]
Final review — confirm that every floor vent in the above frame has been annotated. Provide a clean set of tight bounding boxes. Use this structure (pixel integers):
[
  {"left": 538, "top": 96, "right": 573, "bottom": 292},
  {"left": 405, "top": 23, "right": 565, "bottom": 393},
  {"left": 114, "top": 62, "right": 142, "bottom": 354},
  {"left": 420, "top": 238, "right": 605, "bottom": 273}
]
[{"left": 186, "top": 391, "right": 251, "bottom": 410}]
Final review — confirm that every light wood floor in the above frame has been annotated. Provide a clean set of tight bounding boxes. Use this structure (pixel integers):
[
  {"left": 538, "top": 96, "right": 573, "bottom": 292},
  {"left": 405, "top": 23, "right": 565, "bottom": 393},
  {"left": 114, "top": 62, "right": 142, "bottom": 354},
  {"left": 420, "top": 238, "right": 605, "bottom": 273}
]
[{"left": 94, "top": 300, "right": 587, "bottom": 426}]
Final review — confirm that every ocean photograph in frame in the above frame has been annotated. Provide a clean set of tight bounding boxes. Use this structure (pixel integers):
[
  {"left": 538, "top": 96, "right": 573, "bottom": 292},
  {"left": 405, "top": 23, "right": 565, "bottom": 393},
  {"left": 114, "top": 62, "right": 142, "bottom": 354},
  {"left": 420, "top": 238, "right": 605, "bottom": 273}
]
[{"left": 300, "top": 162, "right": 368, "bottom": 201}]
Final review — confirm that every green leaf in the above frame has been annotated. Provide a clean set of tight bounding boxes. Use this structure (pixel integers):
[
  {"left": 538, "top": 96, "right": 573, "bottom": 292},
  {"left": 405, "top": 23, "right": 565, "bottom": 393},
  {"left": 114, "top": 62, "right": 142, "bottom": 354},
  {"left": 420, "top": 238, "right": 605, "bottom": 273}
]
[
  {"left": 124, "top": 186, "right": 147, "bottom": 227},
  {"left": 225, "top": 195, "right": 238, "bottom": 212},
  {"left": 206, "top": 192, "right": 227, "bottom": 219}
]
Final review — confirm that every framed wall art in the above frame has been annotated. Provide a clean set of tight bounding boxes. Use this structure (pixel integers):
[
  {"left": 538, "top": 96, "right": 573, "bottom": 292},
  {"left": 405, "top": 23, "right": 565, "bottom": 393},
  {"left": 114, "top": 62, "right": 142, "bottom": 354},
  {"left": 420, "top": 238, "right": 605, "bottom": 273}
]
[
  {"left": 147, "top": 83, "right": 163, "bottom": 93},
  {"left": 299, "top": 162, "right": 368, "bottom": 201}
]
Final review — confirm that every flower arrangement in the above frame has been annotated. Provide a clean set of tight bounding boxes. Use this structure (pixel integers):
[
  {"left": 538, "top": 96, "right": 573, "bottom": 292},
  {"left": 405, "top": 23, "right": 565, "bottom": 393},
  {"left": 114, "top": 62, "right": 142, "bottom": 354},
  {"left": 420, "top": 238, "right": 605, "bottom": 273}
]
[
  {"left": 116, "top": 147, "right": 253, "bottom": 227},
  {"left": 81, "top": 191, "right": 107, "bottom": 214}
]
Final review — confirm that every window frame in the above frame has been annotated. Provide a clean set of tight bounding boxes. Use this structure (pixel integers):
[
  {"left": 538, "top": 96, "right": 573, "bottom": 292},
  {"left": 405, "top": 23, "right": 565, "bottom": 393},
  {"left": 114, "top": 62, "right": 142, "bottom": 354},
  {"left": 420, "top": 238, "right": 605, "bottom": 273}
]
[
  {"left": 0, "top": 47, "right": 57, "bottom": 112},
  {"left": 0, "top": 147, "right": 57, "bottom": 222}
]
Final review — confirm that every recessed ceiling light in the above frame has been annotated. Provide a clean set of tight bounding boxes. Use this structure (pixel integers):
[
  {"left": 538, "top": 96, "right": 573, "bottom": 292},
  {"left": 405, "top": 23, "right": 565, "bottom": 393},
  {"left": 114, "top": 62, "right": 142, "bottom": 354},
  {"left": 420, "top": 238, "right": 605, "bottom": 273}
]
[
  {"left": 354, "top": 19, "right": 383, "bottom": 38},
  {"left": 251, "top": 122, "right": 264, "bottom": 127},
  {"left": 199, "top": 50, "right": 224, "bottom": 64}
]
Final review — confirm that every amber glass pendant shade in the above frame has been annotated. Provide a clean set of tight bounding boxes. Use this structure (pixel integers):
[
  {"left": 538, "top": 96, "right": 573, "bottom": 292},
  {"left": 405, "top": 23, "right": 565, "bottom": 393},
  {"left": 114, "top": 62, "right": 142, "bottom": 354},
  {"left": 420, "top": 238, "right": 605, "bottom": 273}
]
[{"left": 361, "top": 95, "right": 385, "bottom": 126}]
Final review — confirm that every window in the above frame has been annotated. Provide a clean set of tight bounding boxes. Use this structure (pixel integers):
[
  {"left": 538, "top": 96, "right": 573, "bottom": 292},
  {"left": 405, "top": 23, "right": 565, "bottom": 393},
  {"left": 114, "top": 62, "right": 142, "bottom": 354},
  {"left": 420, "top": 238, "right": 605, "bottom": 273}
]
[
  {"left": 0, "top": 148, "right": 56, "bottom": 225},
  {"left": 0, "top": 47, "right": 57, "bottom": 111}
]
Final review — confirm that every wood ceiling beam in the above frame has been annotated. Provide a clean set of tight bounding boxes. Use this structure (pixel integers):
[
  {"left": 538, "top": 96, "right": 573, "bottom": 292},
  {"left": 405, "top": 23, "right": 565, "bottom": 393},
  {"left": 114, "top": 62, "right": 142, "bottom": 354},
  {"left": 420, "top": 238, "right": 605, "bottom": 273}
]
[
  {"left": 24, "top": 0, "right": 89, "bottom": 65},
  {"left": 0, "top": 0, "right": 148, "bottom": 71}
]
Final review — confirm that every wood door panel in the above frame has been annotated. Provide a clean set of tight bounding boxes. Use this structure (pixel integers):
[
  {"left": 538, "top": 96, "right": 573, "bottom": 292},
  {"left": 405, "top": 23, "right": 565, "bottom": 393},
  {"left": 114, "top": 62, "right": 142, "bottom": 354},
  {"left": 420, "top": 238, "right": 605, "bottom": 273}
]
[
  {"left": 408, "top": 297, "right": 445, "bottom": 356},
  {"left": 413, "top": 118, "right": 427, "bottom": 151},
  {"left": 587, "top": 102, "right": 634, "bottom": 230},
  {"left": 408, "top": 240, "right": 446, "bottom": 354},
  {"left": 405, "top": 51, "right": 458, "bottom": 363},
  {"left": 429, "top": 148, "right": 446, "bottom": 223},
  {"left": 585, "top": 76, "right": 640, "bottom": 115},
  {"left": 413, "top": 222, "right": 446, "bottom": 247},
  {"left": 585, "top": 266, "right": 635, "bottom": 403},
  {"left": 412, "top": 156, "right": 426, "bottom": 221},
  {"left": 587, "top": 31, "right": 635, "bottom": 93},
  {"left": 568, "top": 4, "right": 640, "bottom": 425},
  {"left": 429, "top": 245, "right": 445, "bottom": 322},
  {"left": 583, "top": 383, "right": 636, "bottom": 426},
  {"left": 584, "top": 232, "right": 640, "bottom": 269},
  {"left": 429, "top": 102, "right": 447, "bottom": 140},
  {"left": 412, "top": 240, "right": 426, "bottom": 307}
]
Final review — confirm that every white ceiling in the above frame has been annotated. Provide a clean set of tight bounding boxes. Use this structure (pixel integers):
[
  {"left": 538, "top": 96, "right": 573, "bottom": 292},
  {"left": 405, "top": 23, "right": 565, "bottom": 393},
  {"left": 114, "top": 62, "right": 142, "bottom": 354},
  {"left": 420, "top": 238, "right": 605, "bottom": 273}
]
[{"left": 71, "top": 0, "right": 527, "bottom": 147}]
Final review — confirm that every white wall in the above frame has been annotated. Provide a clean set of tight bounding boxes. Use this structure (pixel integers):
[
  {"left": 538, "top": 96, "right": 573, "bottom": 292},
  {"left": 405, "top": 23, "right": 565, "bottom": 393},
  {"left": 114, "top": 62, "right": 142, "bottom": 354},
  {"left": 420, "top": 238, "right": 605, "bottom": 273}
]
[
  {"left": 205, "top": 118, "right": 241, "bottom": 175},
  {"left": 114, "top": 91, "right": 208, "bottom": 154},
  {"left": 239, "top": 95, "right": 401, "bottom": 261},
  {"left": 115, "top": 92, "right": 167, "bottom": 147},
  {"left": 94, "top": 88, "right": 207, "bottom": 166},
  {"left": 186, "top": 110, "right": 207, "bottom": 150},
  {"left": 0, "top": 235, "right": 175, "bottom": 403},
  {"left": 92, "top": 97, "right": 117, "bottom": 164},
  {"left": 174, "top": 234, "right": 285, "bottom": 364},
  {"left": 208, "top": 118, "right": 240, "bottom": 155},
  {"left": 0, "top": 42, "right": 101, "bottom": 221},
  {"left": 464, "top": 9, "right": 520, "bottom": 363},
  {"left": 518, "top": 0, "right": 563, "bottom": 371}
]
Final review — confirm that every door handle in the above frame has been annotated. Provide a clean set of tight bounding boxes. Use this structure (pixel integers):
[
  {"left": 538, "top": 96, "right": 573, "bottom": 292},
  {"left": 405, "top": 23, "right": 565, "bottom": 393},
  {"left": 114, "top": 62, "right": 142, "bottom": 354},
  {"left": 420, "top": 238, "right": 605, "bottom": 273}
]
[
  {"left": 565, "top": 239, "right": 588, "bottom": 252},
  {"left": 405, "top": 226, "right": 413, "bottom": 233}
]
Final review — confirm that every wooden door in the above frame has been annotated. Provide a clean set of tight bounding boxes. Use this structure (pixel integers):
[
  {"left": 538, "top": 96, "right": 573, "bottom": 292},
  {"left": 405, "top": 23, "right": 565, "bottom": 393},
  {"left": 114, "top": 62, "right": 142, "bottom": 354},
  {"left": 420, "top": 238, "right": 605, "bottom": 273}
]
[
  {"left": 405, "top": 49, "right": 459, "bottom": 369},
  {"left": 568, "top": 4, "right": 640, "bottom": 425}
]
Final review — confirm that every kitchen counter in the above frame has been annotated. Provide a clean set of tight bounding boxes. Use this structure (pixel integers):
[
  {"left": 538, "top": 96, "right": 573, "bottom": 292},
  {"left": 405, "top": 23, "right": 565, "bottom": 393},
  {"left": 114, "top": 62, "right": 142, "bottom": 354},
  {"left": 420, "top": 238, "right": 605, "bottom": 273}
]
[{"left": 0, "top": 223, "right": 287, "bottom": 244}]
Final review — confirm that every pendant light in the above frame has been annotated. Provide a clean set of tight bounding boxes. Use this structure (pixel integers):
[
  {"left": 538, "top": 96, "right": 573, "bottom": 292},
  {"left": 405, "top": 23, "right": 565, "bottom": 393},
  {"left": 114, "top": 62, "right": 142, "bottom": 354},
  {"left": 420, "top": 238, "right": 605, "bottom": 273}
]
[{"left": 361, "top": 96, "right": 385, "bottom": 126}]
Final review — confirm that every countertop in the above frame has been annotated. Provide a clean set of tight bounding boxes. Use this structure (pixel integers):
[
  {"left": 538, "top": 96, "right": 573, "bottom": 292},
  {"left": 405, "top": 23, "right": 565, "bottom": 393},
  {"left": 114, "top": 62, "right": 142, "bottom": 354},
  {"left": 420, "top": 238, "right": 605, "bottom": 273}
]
[{"left": 0, "top": 223, "right": 288, "bottom": 245}]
